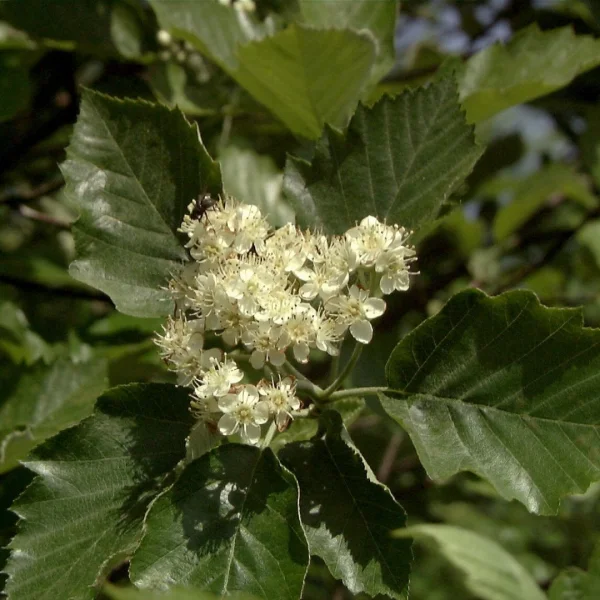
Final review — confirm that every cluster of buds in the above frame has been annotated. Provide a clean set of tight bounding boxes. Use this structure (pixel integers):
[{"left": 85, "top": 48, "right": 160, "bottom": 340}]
[
  {"left": 218, "top": 0, "right": 256, "bottom": 12},
  {"left": 156, "top": 30, "right": 210, "bottom": 83},
  {"left": 156, "top": 196, "right": 416, "bottom": 444}
]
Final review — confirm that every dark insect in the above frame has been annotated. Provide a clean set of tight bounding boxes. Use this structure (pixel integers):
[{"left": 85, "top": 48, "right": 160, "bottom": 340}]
[{"left": 190, "top": 193, "right": 218, "bottom": 221}]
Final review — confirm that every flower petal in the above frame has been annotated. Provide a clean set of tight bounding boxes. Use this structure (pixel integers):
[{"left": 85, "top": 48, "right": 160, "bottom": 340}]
[
  {"left": 250, "top": 350, "right": 265, "bottom": 370},
  {"left": 218, "top": 394, "right": 239, "bottom": 412},
  {"left": 363, "top": 297, "right": 386, "bottom": 319},
  {"left": 218, "top": 413, "right": 239, "bottom": 436},
  {"left": 242, "top": 422, "right": 262, "bottom": 445},
  {"left": 254, "top": 401, "right": 271, "bottom": 424},
  {"left": 350, "top": 320, "right": 373, "bottom": 344},
  {"left": 269, "top": 350, "right": 286, "bottom": 366}
]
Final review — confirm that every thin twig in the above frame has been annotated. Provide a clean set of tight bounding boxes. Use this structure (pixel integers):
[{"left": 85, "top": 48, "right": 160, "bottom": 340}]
[
  {"left": 17, "top": 205, "right": 71, "bottom": 229},
  {"left": 0, "top": 177, "right": 65, "bottom": 205},
  {"left": 377, "top": 432, "right": 403, "bottom": 484}
]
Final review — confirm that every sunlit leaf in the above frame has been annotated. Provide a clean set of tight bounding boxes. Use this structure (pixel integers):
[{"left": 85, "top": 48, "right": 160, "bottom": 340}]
[
  {"left": 284, "top": 76, "right": 482, "bottom": 233},
  {"left": 382, "top": 288, "right": 600, "bottom": 514},
  {"left": 64, "top": 90, "right": 221, "bottom": 317},
  {"left": 150, "top": 0, "right": 376, "bottom": 138},
  {"left": 280, "top": 411, "right": 411, "bottom": 599},
  {"left": 5, "top": 383, "right": 194, "bottom": 600},
  {"left": 458, "top": 25, "right": 600, "bottom": 123},
  {"left": 131, "top": 445, "right": 308, "bottom": 599}
]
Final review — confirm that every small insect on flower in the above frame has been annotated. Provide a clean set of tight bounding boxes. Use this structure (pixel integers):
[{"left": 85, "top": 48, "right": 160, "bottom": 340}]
[{"left": 189, "top": 193, "right": 218, "bottom": 222}]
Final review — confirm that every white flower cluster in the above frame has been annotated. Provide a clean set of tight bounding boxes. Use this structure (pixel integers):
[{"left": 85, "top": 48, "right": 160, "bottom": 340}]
[{"left": 156, "top": 196, "right": 416, "bottom": 444}]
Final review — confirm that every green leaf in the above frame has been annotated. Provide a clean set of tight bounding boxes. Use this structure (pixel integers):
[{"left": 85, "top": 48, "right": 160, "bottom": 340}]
[
  {"left": 233, "top": 25, "right": 375, "bottom": 137},
  {"left": 489, "top": 165, "right": 597, "bottom": 241},
  {"left": 104, "top": 583, "right": 256, "bottom": 600},
  {"left": 130, "top": 445, "right": 308, "bottom": 599},
  {"left": 150, "top": 0, "right": 376, "bottom": 138},
  {"left": 0, "top": 302, "right": 51, "bottom": 365},
  {"left": 0, "top": 22, "right": 36, "bottom": 50},
  {"left": 382, "top": 288, "right": 600, "bottom": 515},
  {"left": 458, "top": 25, "right": 600, "bottom": 123},
  {"left": 0, "top": 357, "right": 107, "bottom": 473},
  {"left": 0, "top": 0, "right": 144, "bottom": 57},
  {"left": 279, "top": 411, "right": 411, "bottom": 599},
  {"left": 220, "top": 146, "right": 293, "bottom": 227},
  {"left": 0, "top": 469, "right": 34, "bottom": 598},
  {"left": 147, "top": 62, "right": 223, "bottom": 117},
  {"left": 549, "top": 540, "right": 600, "bottom": 599},
  {"left": 283, "top": 77, "right": 482, "bottom": 234},
  {"left": 109, "top": 1, "right": 144, "bottom": 60},
  {"left": 5, "top": 383, "right": 194, "bottom": 600},
  {"left": 296, "top": 0, "right": 397, "bottom": 84},
  {"left": 64, "top": 90, "right": 221, "bottom": 317},
  {"left": 395, "top": 525, "right": 545, "bottom": 600}
]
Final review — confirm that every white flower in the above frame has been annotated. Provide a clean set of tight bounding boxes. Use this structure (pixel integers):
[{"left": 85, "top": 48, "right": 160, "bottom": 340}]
[
  {"left": 260, "top": 223, "right": 308, "bottom": 272},
  {"left": 254, "top": 285, "right": 300, "bottom": 324},
  {"left": 376, "top": 252, "right": 414, "bottom": 294},
  {"left": 222, "top": 258, "right": 282, "bottom": 318},
  {"left": 231, "top": 203, "right": 269, "bottom": 254},
  {"left": 325, "top": 285, "right": 386, "bottom": 344},
  {"left": 375, "top": 235, "right": 416, "bottom": 294},
  {"left": 295, "top": 261, "right": 347, "bottom": 301},
  {"left": 191, "top": 272, "right": 226, "bottom": 330},
  {"left": 258, "top": 377, "right": 301, "bottom": 429},
  {"left": 155, "top": 316, "right": 220, "bottom": 385},
  {"left": 280, "top": 306, "right": 316, "bottom": 363},
  {"left": 194, "top": 356, "right": 244, "bottom": 399},
  {"left": 345, "top": 216, "right": 396, "bottom": 267},
  {"left": 218, "top": 297, "right": 253, "bottom": 346},
  {"left": 313, "top": 311, "right": 341, "bottom": 355},
  {"left": 218, "top": 385, "right": 269, "bottom": 444},
  {"left": 329, "top": 236, "right": 358, "bottom": 275},
  {"left": 242, "top": 322, "right": 287, "bottom": 369}
]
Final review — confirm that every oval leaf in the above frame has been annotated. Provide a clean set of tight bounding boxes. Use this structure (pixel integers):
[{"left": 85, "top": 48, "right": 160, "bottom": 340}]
[
  {"left": 131, "top": 445, "right": 308, "bottom": 599},
  {"left": 150, "top": 0, "right": 377, "bottom": 139},
  {"left": 229, "top": 25, "right": 376, "bottom": 138},
  {"left": 64, "top": 90, "right": 221, "bottom": 317},
  {"left": 284, "top": 76, "right": 482, "bottom": 233},
  {"left": 396, "top": 525, "right": 545, "bottom": 600},
  {"left": 279, "top": 411, "right": 411, "bottom": 599},
  {"left": 458, "top": 24, "right": 600, "bottom": 123},
  {"left": 5, "top": 383, "right": 194, "bottom": 600},
  {"left": 382, "top": 288, "right": 600, "bottom": 515}
]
